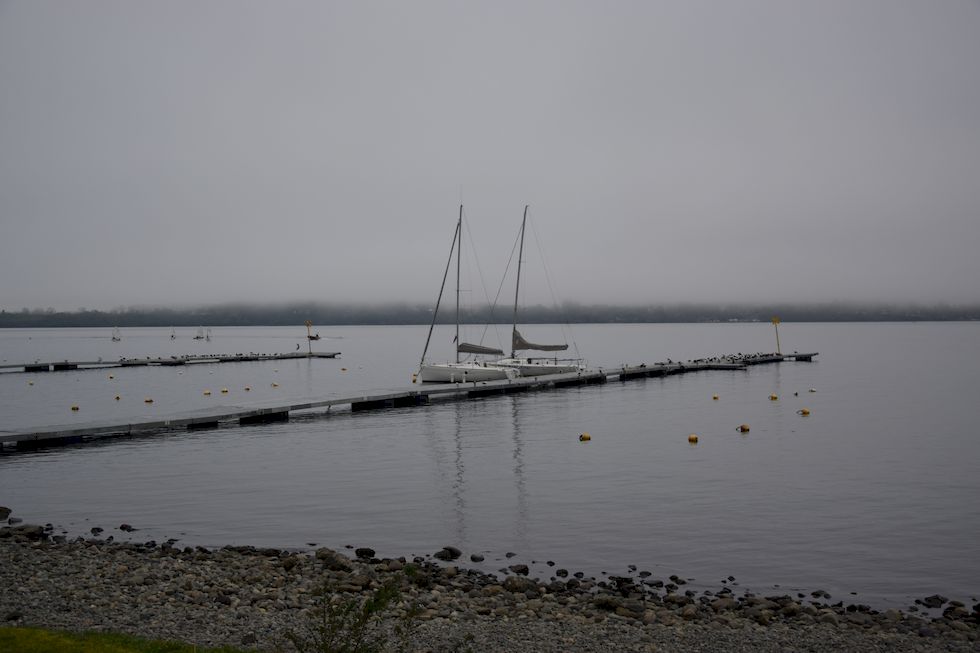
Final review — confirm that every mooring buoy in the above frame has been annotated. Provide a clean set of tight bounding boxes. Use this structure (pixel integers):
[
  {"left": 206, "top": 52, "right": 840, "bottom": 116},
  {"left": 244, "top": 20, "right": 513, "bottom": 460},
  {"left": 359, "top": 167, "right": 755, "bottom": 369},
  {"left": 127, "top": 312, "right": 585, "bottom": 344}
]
[
  {"left": 797, "top": 408, "right": 811, "bottom": 416},
  {"left": 712, "top": 394, "right": 719, "bottom": 400},
  {"left": 71, "top": 405, "right": 79, "bottom": 411},
  {"left": 769, "top": 394, "right": 778, "bottom": 401},
  {"left": 579, "top": 432, "right": 591, "bottom": 441},
  {"left": 688, "top": 433, "right": 699, "bottom": 444},
  {"left": 737, "top": 424, "right": 750, "bottom": 433}
]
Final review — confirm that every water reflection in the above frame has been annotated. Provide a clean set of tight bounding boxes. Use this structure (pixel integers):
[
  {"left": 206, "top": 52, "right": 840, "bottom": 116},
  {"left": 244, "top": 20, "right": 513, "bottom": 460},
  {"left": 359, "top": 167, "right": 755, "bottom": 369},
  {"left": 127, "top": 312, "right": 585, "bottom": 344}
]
[{"left": 509, "top": 396, "right": 529, "bottom": 548}]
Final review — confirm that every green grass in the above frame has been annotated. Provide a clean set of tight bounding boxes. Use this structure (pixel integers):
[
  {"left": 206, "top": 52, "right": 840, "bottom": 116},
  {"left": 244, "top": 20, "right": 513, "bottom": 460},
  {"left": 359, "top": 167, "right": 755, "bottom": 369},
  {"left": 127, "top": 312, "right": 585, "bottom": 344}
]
[{"left": 0, "top": 627, "right": 247, "bottom": 653}]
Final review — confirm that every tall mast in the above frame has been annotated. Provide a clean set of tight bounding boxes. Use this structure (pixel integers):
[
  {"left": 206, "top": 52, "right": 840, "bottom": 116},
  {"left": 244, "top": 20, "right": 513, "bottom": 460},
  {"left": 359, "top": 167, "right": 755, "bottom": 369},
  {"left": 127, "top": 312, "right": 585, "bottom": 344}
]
[
  {"left": 455, "top": 205, "right": 462, "bottom": 363},
  {"left": 510, "top": 205, "right": 528, "bottom": 358}
]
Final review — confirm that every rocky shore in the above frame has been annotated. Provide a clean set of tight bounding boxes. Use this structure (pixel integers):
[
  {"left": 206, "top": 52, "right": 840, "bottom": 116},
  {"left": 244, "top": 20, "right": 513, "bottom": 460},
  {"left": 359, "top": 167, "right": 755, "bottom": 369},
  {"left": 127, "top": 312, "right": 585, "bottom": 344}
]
[{"left": 1, "top": 519, "right": 977, "bottom": 652}]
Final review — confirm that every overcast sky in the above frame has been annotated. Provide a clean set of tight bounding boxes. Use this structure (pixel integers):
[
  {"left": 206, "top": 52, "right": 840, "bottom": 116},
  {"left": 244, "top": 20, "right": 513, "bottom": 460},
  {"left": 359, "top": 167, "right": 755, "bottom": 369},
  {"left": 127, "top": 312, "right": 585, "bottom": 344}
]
[{"left": 1, "top": 0, "right": 978, "bottom": 311}]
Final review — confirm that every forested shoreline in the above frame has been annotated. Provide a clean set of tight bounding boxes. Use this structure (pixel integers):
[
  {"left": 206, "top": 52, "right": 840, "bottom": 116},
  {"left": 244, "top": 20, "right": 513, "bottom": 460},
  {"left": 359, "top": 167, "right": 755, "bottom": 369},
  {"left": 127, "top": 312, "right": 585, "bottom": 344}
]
[{"left": 1, "top": 302, "right": 978, "bottom": 328}]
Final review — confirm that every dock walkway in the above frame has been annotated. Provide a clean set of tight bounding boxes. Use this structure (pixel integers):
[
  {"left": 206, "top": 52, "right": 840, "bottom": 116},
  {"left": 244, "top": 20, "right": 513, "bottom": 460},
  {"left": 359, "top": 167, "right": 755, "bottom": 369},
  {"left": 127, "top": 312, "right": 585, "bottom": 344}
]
[
  {"left": 0, "top": 351, "right": 341, "bottom": 373},
  {"left": 1, "top": 353, "right": 817, "bottom": 451}
]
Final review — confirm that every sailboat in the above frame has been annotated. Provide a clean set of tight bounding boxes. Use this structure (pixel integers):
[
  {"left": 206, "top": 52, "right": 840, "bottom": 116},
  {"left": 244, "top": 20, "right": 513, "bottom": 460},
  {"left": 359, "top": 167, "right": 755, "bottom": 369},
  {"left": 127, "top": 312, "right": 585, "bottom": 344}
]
[
  {"left": 193, "top": 327, "right": 205, "bottom": 340},
  {"left": 415, "top": 206, "right": 519, "bottom": 384},
  {"left": 493, "top": 206, "right": 583, "bottom": 376},
  {"left": 205, "top": 327, "right": 212, "bottom": 342},
  {"left": 111, "top": 327, "right": 122, "bottom": 342},
  {"left": 170, "top": 327, "right": 176, "bottom": 340}
]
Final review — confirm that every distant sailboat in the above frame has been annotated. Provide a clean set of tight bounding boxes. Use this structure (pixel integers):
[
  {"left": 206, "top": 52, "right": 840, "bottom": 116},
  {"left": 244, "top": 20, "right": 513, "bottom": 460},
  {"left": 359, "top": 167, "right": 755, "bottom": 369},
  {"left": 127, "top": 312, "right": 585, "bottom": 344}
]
[
  {"left": 193, "top": 327, "right": 205, "bottom": 340},
  {"left": 170, "top": 327, "right": 176, "bottom": 340},
  {"left": 493, "top": 206, "right": 583, "bottom": 376},
  {"left": 205, "top": 327, "right": 212, "bottom": 342},
  {"left": 111, "top": 327, "right": 122, "bottom": 342}
]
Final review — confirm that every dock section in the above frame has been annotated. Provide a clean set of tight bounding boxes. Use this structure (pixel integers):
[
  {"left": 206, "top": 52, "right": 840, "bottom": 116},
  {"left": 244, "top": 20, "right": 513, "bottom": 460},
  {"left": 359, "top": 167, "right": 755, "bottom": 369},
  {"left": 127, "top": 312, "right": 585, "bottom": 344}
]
[
  {"left": 2, "top": 352, "right": 817, "bottom": 452},
  {"left": 0, "top": 351, "right": 341, "bottom": 373}
]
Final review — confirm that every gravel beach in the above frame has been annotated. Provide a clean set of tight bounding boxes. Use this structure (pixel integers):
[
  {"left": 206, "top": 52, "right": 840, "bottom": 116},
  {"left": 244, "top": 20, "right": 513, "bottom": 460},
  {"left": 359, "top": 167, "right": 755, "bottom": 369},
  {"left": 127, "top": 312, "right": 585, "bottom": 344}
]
[{"left": 1, "top": 519, "right": 977, "bottom": 652}]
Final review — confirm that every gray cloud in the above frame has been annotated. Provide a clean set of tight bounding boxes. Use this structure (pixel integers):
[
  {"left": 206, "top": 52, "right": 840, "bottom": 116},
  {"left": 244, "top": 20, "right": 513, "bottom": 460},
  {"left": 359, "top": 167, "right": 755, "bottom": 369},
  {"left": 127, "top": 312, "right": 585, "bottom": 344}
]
[{"left": 2, "top": 0, "right": 978, "bottom": 310}]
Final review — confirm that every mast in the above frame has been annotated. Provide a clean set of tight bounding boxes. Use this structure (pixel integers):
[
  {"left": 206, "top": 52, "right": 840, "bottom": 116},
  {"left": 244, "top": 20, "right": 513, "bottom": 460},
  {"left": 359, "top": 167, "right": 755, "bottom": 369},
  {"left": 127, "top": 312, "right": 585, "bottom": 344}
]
[
  {"left": 510, "top": 205, "right": 528, "bottom": 358},
  {"left": 455, "top": 205, "right": 462, "bottom": 363},
  {"left": 418, "top": 207, "right": 462, "bottom": 372}
]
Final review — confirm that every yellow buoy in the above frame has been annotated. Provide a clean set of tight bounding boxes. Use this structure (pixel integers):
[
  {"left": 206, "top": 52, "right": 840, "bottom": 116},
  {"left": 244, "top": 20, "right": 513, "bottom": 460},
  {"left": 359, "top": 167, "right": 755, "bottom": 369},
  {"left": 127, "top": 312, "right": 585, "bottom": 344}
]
[
  {"left": 579, "top": 432, "right": 591, "bottom": 441},
  {"left": 737, "top": 424, "right": 750, "bottom": 433},
  {"left": 203, "top": 390, "right": 212, "bottom": 396},
  {"left": 688, "top": 433, "right": 699, "bottom": 444},
  {"left": 71, "top": 405, "right": 79, "bottom": 411},
  {"left": 220, "top": 388, "right": 229, "bottom": 394},
  {"left": 769, "top": 394, "right": 778, "bottom": 401},
  {"left": 797, "top": 408, "right": 811, "bottom": 416},
  {"left": 144, "top": 397, "right": 153, "bottom": 403},
  {"left": 712, "top": 394, "right": 719, "bottom": 401},
  {"left": 114, "top": 395, "right": 121, "bottom": 401}
]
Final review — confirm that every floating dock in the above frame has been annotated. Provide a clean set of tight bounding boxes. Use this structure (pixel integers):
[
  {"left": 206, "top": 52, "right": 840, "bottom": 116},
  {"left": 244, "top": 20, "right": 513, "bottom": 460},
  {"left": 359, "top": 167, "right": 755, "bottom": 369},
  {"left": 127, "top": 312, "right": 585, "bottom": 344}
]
[
  {"left": 1, "top": 352, "right": 817, "bottom": 451},
  {"left": 0, "top": 351, "right": 341, "bottom": 373}
]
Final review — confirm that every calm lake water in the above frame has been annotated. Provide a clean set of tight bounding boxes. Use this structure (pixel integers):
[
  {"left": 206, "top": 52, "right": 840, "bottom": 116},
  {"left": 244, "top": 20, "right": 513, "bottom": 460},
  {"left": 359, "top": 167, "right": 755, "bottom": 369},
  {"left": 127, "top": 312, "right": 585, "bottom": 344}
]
[{"left": 1, "top": 322, "right": 978, "bottom": 610}]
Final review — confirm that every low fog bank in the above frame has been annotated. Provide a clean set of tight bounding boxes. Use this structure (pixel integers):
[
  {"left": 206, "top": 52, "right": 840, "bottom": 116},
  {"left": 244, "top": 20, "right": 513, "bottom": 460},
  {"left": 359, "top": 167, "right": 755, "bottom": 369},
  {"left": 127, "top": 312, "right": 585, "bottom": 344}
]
[{"left": 1, "top": 302, "right": 978, "bottom": 328}]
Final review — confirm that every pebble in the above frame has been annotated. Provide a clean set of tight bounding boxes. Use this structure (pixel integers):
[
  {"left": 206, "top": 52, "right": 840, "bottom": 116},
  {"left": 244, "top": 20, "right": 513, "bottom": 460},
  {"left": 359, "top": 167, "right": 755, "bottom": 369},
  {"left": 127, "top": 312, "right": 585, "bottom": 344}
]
[{"left": 0, "top": 523, "right": 976, "bottom": 653}]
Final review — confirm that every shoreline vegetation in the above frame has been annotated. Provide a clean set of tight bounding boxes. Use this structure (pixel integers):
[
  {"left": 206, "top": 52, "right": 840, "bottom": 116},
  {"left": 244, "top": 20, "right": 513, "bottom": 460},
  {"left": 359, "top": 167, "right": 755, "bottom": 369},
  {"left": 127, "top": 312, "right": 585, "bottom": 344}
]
[
  {"left": 1, "top": 513, "right": 977, "bottom": 652},
  {"left": 1, "top": 301, "right": 979, "bottom": 328}
]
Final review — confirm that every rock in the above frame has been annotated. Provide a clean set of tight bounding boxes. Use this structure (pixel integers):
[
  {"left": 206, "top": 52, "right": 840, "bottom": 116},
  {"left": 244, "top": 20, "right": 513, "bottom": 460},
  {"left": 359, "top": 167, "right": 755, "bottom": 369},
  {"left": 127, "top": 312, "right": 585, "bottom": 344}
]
[
  {"left": 7, "top": 517, "right": 23, "bottom": 525},
  {"left": 119, "top": 524, "right": 136, "bottom": 532},
  {"left": 508, "top": 564, "right": 529, "bottom": 576},
  {"left": 91, "top": 527, "right": 104, "bottom": 535},
  {"left": 470, "top": 553, "right": 484, "bottom": 562},
  {"left": 503, "top": 576, "right": 536, "bottom": 594},
  {"left": 505, "top": 552, "right": 517, "bottom": 558},
  {"left": 0, "top": 507, "right": 10, "bottom": 520},
  {"left": 443, "top": 565, "right": 458, "bottom": 578},
  {"left": 710, "top": 597, "right": 739, "bottom": 613},
  {"left": 433, "top": 546, "right": 461, "bottom": 561},
  {"left": 921, "top": 594, "right": 948, "bottom": 609},
  {"left": 5, "top": 611, "right": 23, "bottom": 622},
  {"left": 819, "top": 612, "right": 839, "bottom": 626},
  {"left": 555, "top": 568, "right": 568, "bottom": 577},
  {"left": 354, "top": 547, "right": 375, "bottom": 559},
  {"left": 241, "top": 633, "right": 257, "bottom": 645},
  {"left": 681, "top": 604, "right": 699, "bottom": 621},
  {"left": 315, "top": 547, "right": 352, "bottom": 571},
  {"left": 282, "top": 555, "right": 301, "bottom": 572}
]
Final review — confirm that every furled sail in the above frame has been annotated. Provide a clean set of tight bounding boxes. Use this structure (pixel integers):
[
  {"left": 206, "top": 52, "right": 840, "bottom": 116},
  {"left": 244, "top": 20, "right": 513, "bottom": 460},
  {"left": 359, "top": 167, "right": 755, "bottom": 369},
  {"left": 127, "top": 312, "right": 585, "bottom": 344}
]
[
  {"left": 457, "top": 342, "right": 505, "bottom": 356},
  {"left": 512, "top": 328, "right": 568, "bottom": 352}
]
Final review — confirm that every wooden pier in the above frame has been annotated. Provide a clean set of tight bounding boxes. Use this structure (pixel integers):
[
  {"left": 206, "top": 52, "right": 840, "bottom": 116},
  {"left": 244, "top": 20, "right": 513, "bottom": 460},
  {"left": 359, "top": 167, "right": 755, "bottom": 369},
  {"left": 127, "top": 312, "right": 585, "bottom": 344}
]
[
  {"left": 0, "top": 351, "right": 341, "bottom": 374},
  {"left": 1, "top": 353, "right": 817, "bottom": 451}
]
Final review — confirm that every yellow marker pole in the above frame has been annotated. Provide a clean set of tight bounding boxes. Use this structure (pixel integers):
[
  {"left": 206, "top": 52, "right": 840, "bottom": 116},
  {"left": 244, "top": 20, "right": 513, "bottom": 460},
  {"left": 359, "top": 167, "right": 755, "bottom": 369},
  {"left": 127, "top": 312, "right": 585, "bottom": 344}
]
[{"left": 771, "top": 317, "right": 781, "bottom": 355}]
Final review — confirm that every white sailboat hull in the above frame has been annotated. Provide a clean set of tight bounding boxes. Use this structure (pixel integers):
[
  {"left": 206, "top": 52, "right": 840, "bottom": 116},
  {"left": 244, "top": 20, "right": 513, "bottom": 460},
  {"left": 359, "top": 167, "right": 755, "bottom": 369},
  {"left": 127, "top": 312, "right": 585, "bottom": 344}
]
[
  {"left": 493, "top": 358, "right": 583, "bottom": 376},
  {"left": 418, "top": 362, "right": 519, "bottom": 383}
]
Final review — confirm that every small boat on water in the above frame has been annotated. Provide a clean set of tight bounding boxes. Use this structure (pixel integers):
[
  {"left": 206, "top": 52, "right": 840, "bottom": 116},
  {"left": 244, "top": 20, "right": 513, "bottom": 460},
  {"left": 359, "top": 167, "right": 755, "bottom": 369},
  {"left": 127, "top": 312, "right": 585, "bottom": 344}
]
[
  {"left": 416, "top": 205, "right": 518, "bottom": 384},
  {"left": 170, "top": 327, "right": 176, "bottom": 340},
  {"left": 111, "top": 327, "right": 122, "bottom": 342},
  {"left": 493, "top": 206, "right": 583, "bottom": 376},
  {"left": 193, "top": 327, "right": 205, "bottom": 340}
]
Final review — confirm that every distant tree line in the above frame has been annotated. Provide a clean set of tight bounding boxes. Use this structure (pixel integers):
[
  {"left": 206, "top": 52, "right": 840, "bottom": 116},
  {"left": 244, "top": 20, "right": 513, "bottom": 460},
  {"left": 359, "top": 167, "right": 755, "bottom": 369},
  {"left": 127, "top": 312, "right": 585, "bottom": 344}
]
[{"left": 1, "top": 301, "right": 978, "bottom": 328}]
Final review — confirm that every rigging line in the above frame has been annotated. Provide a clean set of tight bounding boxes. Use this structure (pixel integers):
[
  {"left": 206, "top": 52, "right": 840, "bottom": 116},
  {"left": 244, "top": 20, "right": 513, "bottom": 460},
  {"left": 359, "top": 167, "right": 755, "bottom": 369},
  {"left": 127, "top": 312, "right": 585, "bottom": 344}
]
[
  {"left": 460, "top": 216, "right": 505, "bottom": 352},
  {"left": 418, "top": 214, "right": 461, "bottom": 371},
  {"left": 480, "top": 219, "right": 523, "bottom": 345},
  {"left": 528, "top": 212, "right": 581, "bottom": 359}
]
